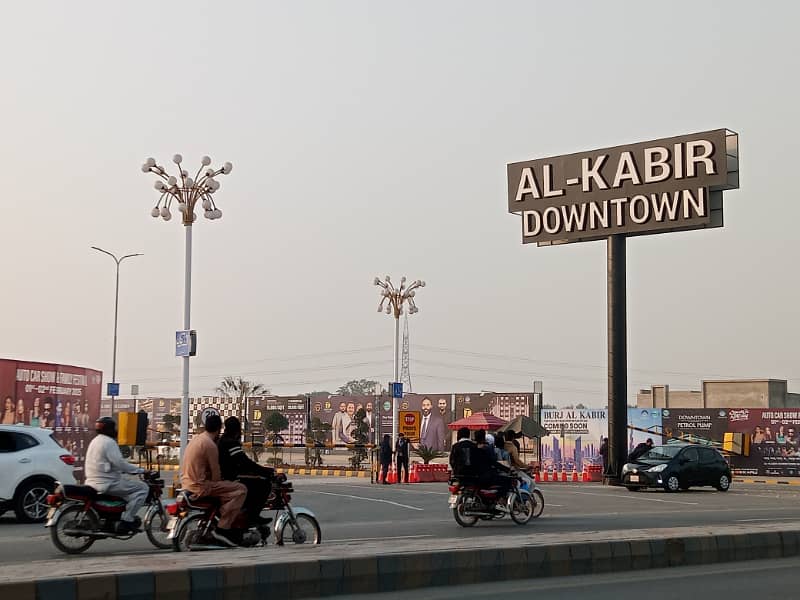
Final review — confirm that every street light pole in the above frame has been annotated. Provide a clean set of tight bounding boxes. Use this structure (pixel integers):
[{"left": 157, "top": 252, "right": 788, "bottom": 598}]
[
  {"left": 141, "top": 154, "right": 233, "bottom": 460},
  {"left": 374, "top": 276, "right": 425, "bottom": 443},
  {"left": 91, "top": 247, "right": 143, "bottom": 416}
]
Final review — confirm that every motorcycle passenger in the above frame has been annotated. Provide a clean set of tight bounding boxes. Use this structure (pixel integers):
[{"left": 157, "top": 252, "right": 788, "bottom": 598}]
[
  {"left": 449, "top": 427, "right": 476, "bottom": 479},
  {"left": 84, "top": 417, "right": 149, "bottom": 535},
  {"left": 494, "top": 432, "right": 511, "bottom": 463},
  {"left": 181, "top": 414, "right": 247, "bottom": 547},
  {"left": 219, "top": 416, "right": 274, "bottom": 526},
  {"left": 474, "top": 429, "right": 514, "bottom": 501},
  {"left": 503, "top": 429, "right": 528, "bottom": 470}
]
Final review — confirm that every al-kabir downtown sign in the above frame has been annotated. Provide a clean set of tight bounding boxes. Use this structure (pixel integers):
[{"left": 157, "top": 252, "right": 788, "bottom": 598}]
[
  {"left": 507, "top": 129, "right": 740, "bottom": 483},
  {"left": 507, "top": 129, "right": 739, "bottom": 245}
]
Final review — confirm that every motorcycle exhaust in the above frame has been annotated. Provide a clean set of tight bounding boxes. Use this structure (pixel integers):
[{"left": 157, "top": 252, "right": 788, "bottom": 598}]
[{"left": 62, "top": 529, "right": 133, "bottom": 540}]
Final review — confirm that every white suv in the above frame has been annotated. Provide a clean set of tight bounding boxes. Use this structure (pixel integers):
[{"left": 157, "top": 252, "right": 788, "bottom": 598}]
[{"left": 0, "top": 425, "right": 77, "bottom": 522}]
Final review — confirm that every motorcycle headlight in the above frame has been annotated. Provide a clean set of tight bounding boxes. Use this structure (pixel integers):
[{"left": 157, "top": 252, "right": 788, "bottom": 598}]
[{"left": 647, "top": 464, "right": 667, "bottom": 473}]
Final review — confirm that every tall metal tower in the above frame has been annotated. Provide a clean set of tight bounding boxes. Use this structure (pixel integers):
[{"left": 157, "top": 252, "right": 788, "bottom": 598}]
[{"left": 400, "top": 312, "right": 412, "bottom": 392}]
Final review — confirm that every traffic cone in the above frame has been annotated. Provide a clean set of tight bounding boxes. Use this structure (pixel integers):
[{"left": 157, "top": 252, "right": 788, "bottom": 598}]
[
  {"left": 561, "top": 470, "right": 567, "bottom": 482},
  {"left": 582, "top": 467, "right": 590, "bottom": 482},
  {"left": 572, "top": 469, "right": 579, "bottom": 482},
  {"left": 409, "top": 465, "right": 419, "bottom": 483},
  {"left": 543, "top": 470, "right": 549, "bottom": 482},
  {"left": 388, "top": 465, "right": 397, "bottom": 484},
  {"left": 534, "top": 471, "right": 541, "bottom": 483}
]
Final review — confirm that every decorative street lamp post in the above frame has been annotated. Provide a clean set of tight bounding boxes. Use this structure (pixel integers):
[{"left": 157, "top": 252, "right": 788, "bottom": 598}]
[
  {"left": 91, "top": 247, "right": 143, "bottom": 416},
  {"left": 374, "top": 276, "right": 425, "bottom": 443},
  {"left": 140, "top": 154, "right": 233, "bottom": 459}
]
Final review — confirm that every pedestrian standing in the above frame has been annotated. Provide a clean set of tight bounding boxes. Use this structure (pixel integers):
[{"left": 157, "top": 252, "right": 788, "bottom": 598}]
[
  {"left": 379, "top": 434, "right": 392, "bottom": 484},
  {"left": 395, "top": 432, "right": 410, "bottom": 483},
  {"left": 599, "top": 437, "right": 609, "bottom": 474}
]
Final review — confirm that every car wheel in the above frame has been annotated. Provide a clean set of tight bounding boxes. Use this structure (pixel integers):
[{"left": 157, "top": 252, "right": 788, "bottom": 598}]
[
  {"left": 716, "top": 474, "right": 731, "bottom": 492},
  {"left": 663, "top": 475, "right": 680, "bottom": 493},
  {"left": 14, "top": 479, "right": 54, "bottom": 523}
]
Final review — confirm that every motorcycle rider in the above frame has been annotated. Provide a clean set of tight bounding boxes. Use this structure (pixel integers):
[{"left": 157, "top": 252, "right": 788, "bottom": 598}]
[
  {"left": 84, "top": 416, "right": 149, "bottom": 535},
  {"left": 449, "top": 427, "right": 476, "bottom": 478},
  {"left": 474, "top": 429, "right": 514, "bottom": 502},
  {"left": 219, "top": 416, "right": 274, "bottom": 526},
  {"left": 181, "top": 414, "right": 247, "bottom": 547}
]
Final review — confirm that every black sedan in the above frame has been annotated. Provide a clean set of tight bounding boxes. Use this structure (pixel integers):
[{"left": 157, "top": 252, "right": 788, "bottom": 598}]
[{"left": 621, "top": 443, "right": 732, "bottom": 492}]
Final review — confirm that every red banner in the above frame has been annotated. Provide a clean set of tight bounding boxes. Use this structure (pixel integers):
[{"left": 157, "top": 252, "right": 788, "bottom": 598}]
[{"left": 0, "top": 359, "right": 102, "bottom": 479}]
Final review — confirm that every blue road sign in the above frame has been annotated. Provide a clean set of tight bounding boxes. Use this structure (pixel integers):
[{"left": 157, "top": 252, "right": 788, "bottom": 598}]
[
  {"left": 391, "top": 382, "right": 403, "bottom": 398},
  {"left": 176, "top": 330, "right": 190, "bottom": 357},
  {"left": 107, "top": 382, "right": 120, "bottom": 397}
]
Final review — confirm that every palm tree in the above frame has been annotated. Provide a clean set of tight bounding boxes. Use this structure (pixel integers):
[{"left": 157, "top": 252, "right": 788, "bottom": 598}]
[{"left": 216, "top": 376, "right": 269, "bottom": 431}]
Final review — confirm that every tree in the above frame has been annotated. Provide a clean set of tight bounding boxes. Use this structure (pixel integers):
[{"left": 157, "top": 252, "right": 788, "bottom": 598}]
[
  {"left": 348, "top": 408, "right": 370, "bottom": 469},
  {"left": 216, "top": 376, "right": 269, "bottom": 429},
  {"left": 412, "top": 445, "right": 446, "bottom": 464},
  {"left": 336, "top": 379, "right": 379, "bottom": 396},
  {"left": 264, "top": 411, "right": 288, "bottom": 467},
  {"left": 305, "top": 390, "right": 331, "bottom": 398},
  {"left": 575, "top": 403, "right": 587, "bottom": 409},
  {"left": 305, "top": 417, "right": 331, "bottom": 467}
]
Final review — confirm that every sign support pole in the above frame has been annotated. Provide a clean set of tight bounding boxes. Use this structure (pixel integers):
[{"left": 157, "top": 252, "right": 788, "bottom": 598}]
[{"left": 606, "top": 234, "right": 628, "bottom": 484}]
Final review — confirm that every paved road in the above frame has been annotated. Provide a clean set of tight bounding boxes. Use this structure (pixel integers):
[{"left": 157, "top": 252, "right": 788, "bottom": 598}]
[
  {"left": 337, "top": 556, "right": 800, "bottom": 599},
  {"left": 2, "top": 479, "right": 800, "bottom": 564}
]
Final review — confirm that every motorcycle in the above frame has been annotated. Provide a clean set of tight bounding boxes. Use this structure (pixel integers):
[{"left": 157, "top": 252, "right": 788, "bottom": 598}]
[
  {"left": 448, "top": 470, "right": 543, "bottom": 527},
  {"left": 46, "top": 471, "right": 172, "bottom": 554},
  {"left": 167, "top": 473, "right": 321, "bottom": 551}
]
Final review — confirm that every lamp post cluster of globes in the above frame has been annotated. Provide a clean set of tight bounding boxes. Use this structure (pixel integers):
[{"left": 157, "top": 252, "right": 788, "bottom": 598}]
[
  {"left": 374, "top": 276, "right": 426, "bottom": 442},
  {"left": 89, "top": 155, "right": 428, "bottom": 458},
  {"left": 141, "top": 154, "right": 232, "bottom": 224},
  {"left": 140, "top": 154, "right": 233, "bottom": 458}
]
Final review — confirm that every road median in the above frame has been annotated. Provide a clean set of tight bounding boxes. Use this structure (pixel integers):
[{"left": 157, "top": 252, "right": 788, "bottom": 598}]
[{"left": 2, "top": 521, "right": 799, "bottom": 599}]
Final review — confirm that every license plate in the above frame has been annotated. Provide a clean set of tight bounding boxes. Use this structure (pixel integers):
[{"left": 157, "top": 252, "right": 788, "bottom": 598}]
[
  {"left": 448, "top": 495, "right": 458, "bottom": 507},
  {"left": 166, "top": 517, "right": 178, "bottom": 531},
  {"left": 629, "top": 475, "right": 639, "bottom": 483}
]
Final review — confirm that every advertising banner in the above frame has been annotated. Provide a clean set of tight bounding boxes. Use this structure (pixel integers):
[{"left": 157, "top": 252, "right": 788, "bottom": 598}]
[
  {"left": 309, "top": 395, "right": 376, "bottom": 446},
  {"left": 248, "top": 396, "right": 308, "bottom": 446},
  {"left": 727, "top": 408, "right": 800, "bottom": 477},
  {"left": 0, "top": 359, "right": 102, "bottom": 480},
  {"left": 539, "top": 408, "right": 663, "bottom": 472},
  {"left": 661, "top": 408, "right": 728, "bottom": 447},
  {"left": 540, "top": 408, "right": 608, "bottom": 472}
]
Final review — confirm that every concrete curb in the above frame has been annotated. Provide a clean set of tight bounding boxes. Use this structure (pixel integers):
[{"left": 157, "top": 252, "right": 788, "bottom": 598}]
[
  {"left": 4, "top": 525, "right": 800, "bottom": 599},
  {"left": 733, "top": 477, "right": 800, "bottom": 486}
]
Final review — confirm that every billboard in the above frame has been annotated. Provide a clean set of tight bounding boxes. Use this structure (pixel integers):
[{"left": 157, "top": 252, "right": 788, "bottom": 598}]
[
  {"left": 507, "top": 129, "right": 740, "bottom": 245},
  {"left": 248, "top": 396, "right": 308, "bottom": 446},
  {"left": 540, "top": 408, "right": 664, "bottom": 472},
  {"left": 0, "top": 359, "right": 102, "bottom": 480},
  {"left": 661, "top": 408, "right": 729, "bottom": 447},
  {"left": 727, "top": 408, "right": 800, "bottom": 477}
]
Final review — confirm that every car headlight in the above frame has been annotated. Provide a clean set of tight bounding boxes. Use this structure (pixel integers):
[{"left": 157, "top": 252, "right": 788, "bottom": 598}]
[{"left": 647, "top": 464, "right": 667, "bottom": 473}]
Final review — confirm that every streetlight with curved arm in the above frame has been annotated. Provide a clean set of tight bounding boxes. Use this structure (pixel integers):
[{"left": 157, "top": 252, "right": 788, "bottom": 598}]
[
  {"left": 374, "top": 275, "right": 425, "bottom": 443},
  {"left": 140, "top": 154, "right": 233, "bottom": 458},
  {"left": 91, "top": 247, "right": 143, "bottom": 415}
]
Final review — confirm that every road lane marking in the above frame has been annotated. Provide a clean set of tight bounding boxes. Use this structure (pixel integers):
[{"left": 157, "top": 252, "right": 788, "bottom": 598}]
[
  {"left": 311, "top": 491, "right": 424, "bottom": 511},
  {"left": 567, "top": 490, "right": 699, "bottom": 505}
]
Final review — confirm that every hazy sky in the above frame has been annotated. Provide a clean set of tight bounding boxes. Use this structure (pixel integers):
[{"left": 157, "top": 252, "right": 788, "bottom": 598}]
[{"left": 1, "top": 2, "right": 797, "bottom": 407}]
